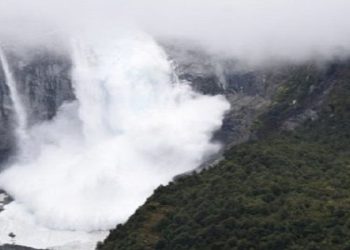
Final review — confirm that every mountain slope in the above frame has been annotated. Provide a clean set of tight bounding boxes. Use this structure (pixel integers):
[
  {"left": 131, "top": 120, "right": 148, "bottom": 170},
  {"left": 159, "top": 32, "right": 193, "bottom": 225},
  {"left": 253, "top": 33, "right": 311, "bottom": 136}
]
[{"left": 97, "top": 61, "right": 350, "bottom": 250}]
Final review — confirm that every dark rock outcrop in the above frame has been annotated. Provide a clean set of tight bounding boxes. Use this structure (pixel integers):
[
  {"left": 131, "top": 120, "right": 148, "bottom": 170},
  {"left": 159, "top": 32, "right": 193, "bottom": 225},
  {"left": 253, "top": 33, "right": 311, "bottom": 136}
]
[
  {"left": 0, "top": 244, "right": 44, "bottom": 250},
  {"left": 0, "top": 49, "right": 74, "bottom": 163},
  {"left": 11, "top": 51, "right": 74, "bottom": 123},
  {"left": 0, "top": 190, "right": 12, "bottom": 212},
  {"left": 0, "top": 62, "right": 16, "bottom": 161},
  {"left": 164, "top": 43, "right": 342, "bottom": 151}
]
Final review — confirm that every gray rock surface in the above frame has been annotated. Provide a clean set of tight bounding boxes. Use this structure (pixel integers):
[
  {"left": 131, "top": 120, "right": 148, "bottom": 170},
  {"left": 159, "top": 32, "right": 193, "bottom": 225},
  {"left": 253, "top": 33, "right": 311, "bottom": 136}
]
[
  {"left": 0, "top": 43, "right": 337, "bottom": 165},
  {"left": 0, "top": 244, "right": 44, "bottom": 250},
  {"left": 0, "top": 190, "right": 12, "bottom": 212},
  {"left": 0, "top": 49, "right": 74, "bottom": 163},
  {"left": 163, "top": 43, "right": 279, "bottom": 148},
  {"left": 163, "top": 43, "right": 340, "bottom": 153},
  {"left": 11, "top": 51, "right": 74, "bottom": 123},
  {"left": 0, "top": 64, "right": 15, "bottom": 161}
]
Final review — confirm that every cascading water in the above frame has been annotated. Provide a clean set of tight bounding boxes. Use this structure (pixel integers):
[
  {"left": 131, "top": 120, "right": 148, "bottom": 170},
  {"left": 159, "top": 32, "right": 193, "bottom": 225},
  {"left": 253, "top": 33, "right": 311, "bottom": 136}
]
[
  {"left": 0, "top": 32, "right": 229, "bottom": 249},
  {"left": 0, "top": 47, "right": 27, "bottom": 139}
]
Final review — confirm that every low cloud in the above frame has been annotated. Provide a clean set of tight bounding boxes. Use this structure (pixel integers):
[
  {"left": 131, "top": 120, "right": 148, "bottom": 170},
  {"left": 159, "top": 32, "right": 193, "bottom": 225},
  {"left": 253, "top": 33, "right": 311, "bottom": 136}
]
[{"left": 0, "top": 0, "right": 349, "bottom": 64}]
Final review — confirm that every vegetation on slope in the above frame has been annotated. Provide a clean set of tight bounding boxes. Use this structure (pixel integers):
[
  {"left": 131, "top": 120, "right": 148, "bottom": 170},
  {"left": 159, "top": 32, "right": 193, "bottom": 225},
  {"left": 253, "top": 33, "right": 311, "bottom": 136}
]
[{"left": 98, "top": 63, "right": 350, "bottom": 250}]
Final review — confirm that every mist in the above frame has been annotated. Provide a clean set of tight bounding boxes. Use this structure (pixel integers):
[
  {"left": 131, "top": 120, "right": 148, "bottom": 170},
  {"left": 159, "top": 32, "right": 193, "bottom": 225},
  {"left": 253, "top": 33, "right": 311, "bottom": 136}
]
[
  {"left": 0, "top": 31, "right": 229, "bottom": 234},
  {"left": 0, "top": 0, "right": 350, "bottom": 64}
]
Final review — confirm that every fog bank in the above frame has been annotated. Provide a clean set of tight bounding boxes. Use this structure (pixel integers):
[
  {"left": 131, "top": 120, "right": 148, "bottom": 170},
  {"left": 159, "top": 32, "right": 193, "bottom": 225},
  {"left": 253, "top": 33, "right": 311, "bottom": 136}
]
[{"left": 0, "top": 0, "right": 349, "bottom": 64}]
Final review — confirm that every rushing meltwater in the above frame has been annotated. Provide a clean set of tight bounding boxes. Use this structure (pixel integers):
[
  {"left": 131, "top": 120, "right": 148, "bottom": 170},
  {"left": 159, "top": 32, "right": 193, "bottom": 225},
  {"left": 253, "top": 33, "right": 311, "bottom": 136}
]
[
  {"left": 0, "top": 47, "right": 27, "bottom": 138},
  {"left": 0, "top": 32, "right": 229, "bottom": 249}
]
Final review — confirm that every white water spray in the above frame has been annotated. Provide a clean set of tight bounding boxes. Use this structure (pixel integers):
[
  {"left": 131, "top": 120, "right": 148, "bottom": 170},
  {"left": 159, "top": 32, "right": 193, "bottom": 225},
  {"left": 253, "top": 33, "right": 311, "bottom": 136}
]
[
  {"left": 0, "top": 32, "right": 229, "bottom": 248},
  {"left": 0, "top": 47, "right": 27, "bottom": 138}
]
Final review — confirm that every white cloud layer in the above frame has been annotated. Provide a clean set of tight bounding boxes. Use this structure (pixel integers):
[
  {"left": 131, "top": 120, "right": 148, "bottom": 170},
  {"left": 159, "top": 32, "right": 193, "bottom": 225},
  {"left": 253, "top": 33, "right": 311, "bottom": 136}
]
[{"left": 0, "top": 0, "right": 350, "bottom": 63}]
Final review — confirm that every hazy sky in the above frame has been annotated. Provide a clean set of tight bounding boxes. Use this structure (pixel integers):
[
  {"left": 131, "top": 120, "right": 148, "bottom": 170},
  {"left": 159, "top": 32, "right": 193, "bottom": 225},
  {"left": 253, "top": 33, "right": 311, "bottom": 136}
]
[{"left": 0, "top": 0, "right": 350, "bottom": 63}]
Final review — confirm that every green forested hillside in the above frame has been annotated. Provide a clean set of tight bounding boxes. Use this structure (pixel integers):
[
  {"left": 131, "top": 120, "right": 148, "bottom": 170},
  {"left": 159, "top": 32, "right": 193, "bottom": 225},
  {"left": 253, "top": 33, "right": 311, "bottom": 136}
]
[{"left": 98, "top": 66, "right": 350, "bottom": 250}]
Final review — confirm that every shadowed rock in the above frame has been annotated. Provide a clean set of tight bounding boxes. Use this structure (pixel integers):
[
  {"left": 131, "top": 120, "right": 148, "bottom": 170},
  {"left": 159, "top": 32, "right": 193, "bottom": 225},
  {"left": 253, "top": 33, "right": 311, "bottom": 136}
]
[{"left": 0, "top": 245, "right": 44, "bottom": 250}]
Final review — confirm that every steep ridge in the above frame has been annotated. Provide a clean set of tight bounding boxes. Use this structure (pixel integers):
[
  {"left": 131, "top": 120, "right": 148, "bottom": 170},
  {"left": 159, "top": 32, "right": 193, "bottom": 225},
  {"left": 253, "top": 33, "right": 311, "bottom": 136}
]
[
  {"left": 0, "top": 245, "right": 44, "bottom": 250},
  {"left": 97, "top": 60, "right": 350, "bottom": 250}
]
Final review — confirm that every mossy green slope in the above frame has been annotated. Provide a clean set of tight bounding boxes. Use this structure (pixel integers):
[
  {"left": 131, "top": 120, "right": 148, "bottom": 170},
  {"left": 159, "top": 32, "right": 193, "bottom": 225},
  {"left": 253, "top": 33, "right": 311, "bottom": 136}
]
[{"left": 98, "top": 64, "right": 350, "bottom": 250}]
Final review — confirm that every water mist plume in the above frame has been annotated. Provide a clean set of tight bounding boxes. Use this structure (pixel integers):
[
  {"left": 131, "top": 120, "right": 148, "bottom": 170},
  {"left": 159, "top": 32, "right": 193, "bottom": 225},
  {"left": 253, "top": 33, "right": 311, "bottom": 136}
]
[{"left": 0, "top": 32, "right": 229, "bottom": 232}]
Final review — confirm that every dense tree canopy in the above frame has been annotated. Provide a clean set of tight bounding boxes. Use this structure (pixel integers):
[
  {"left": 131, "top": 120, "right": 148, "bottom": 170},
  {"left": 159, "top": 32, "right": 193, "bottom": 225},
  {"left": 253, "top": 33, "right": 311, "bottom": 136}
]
[{"left": 98, "top": 66, "right": 350, "bottom": 250}]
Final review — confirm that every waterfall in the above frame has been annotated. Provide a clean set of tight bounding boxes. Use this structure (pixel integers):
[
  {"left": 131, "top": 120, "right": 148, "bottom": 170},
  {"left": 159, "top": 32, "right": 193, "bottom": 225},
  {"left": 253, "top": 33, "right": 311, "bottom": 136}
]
[
  {"left": 0, "top": 32, "right": 229, "bottom": 249},
  {"left": 0, "top": 47, "right": 27, "bottom": 139},
  {"left": 71, "top": 34, "right": 177, "bottom": 143}
]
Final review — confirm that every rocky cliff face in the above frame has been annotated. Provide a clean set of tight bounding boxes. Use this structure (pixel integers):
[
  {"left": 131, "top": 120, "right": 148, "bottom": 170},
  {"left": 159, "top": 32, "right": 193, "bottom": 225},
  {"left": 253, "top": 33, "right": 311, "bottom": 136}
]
[
  {"left": 0, "top": 50, "right": 73, "bottom": 162},
  {"left": 0, "top": 245, "right": 44, "bottom": 250},
  {"left": 0, "top": 66, "right": 14, "bottom": 161},
  {"left": 11, "top": 51, "right": 74, "bottom": 123},
  {"left": 0, "top": 44, "right": 339, "bottom": 165},
  {"left": 164, "top": 44, "right": 339, "bottom": 151},
  {"left": 164, "top": 43, "right": 273, "bottom": 149}
]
